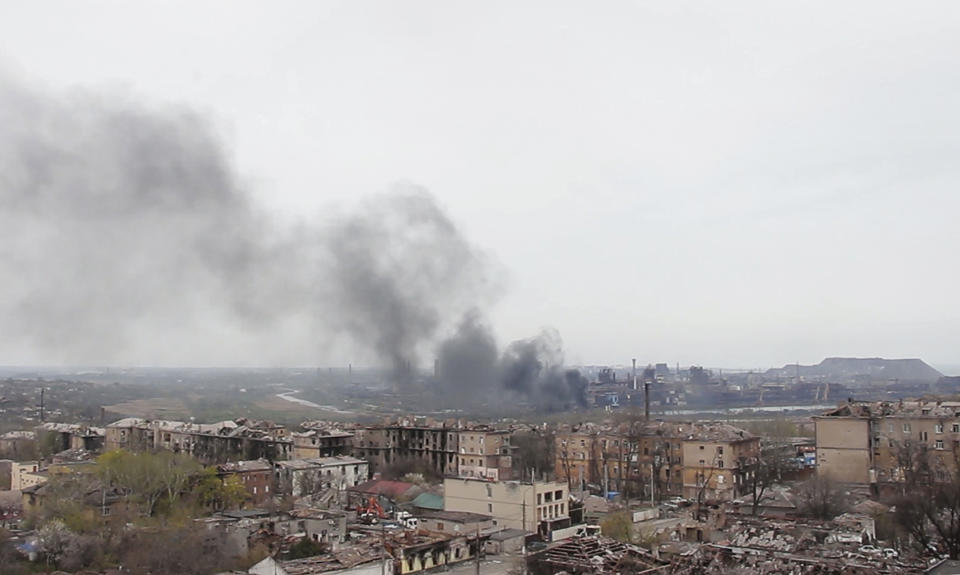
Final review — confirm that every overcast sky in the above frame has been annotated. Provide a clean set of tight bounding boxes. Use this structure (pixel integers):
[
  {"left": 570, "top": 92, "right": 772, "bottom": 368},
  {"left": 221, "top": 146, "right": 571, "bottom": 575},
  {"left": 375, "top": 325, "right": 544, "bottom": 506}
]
[{"left": 1, "top": 1, "right": 958, "bottom": 370}]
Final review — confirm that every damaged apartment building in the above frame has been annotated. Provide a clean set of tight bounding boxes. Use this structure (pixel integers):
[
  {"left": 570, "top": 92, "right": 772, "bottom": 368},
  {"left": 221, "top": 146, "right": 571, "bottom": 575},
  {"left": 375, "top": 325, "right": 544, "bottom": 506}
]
[
  {"left": 815, "top": 399, "right": 960, "bottom": 491},
  {"left": 555, "top": 421, "right": 759, "bottom": 501},
  {"left": 350, "top": 417, "right": 513, "bottom": 479},
  {"left": 105, "top": 417, "right": 292, "bottom": 464}
]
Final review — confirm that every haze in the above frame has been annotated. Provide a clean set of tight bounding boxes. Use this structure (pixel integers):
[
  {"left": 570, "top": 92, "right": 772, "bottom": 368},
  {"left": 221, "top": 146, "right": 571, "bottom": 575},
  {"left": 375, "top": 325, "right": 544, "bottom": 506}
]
[{"left": 0, "top": 1, "right": 958, "bottom": 369}]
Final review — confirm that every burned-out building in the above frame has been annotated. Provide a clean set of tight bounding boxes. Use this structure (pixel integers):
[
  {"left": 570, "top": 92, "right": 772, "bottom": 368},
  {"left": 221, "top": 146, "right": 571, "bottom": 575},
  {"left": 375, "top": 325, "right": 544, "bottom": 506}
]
[
  {"left": 36, "top": 422, "right": 105, "bottom": 452},
  {"left": 292, "top": 425, "right": 354, "bottom": 459},
  {"left": 104, "top": 417, "right": 292, "bottom": 464},
  {"left": 351, "top": 417, "right": 459, "bottom": 476}
]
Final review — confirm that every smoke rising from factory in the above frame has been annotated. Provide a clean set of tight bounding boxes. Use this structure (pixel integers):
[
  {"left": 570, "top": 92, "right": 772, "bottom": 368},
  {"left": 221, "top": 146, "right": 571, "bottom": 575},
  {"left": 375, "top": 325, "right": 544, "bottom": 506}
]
[
  {"left": 0, "top": 74, "right": 585, "bottom": 407},
  {"left": 436, "top": 317, "right": 589, "bottom": 411}
]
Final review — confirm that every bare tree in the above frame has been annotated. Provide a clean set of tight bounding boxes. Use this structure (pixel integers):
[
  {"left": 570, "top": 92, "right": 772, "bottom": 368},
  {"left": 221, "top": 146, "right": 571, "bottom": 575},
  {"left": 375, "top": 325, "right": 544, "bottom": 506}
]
[
  {"left": 795, "top": 474, "right": 848, "bottom": 520},
  {"left": 738, "top": 439, "right": 790, "bottom": 516}
]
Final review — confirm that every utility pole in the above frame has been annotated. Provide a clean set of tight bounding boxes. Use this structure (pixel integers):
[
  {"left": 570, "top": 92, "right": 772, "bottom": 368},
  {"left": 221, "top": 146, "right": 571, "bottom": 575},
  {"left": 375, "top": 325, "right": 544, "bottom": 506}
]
[
  {"left": 475, "top": 524, "right": 481, "bottom": 575},
  {"left": 521, "top": 493, "right": 528, "bottom": 575},
  {"left": 380, "top": 522, "right": 386, "bottom": 575},
  {"left": 650, "top": 458, "right": 655, "bottom": 506}
]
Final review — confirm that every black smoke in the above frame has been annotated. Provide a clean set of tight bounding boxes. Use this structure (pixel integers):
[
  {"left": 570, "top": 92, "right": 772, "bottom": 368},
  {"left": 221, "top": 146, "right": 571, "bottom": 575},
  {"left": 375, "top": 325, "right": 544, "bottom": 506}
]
[{"left": 437, "top": 322, "right": 589, "bottom": 411}]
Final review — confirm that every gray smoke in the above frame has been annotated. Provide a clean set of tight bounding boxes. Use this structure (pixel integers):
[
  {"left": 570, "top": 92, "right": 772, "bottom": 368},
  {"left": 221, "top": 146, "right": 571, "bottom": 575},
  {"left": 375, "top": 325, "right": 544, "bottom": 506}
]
[
  {"left": 0, "top": 76, "right": 488, "bottom": 370},
  {"left": 0, "top": 75, "right": 585, "bottom": 406}
]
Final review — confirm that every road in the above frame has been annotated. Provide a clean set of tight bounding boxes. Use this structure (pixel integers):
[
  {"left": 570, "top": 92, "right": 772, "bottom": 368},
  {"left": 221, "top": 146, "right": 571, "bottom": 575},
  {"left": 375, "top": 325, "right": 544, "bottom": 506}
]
[{"left": 444, "top": 554, "right": 523, "bottom": 575}]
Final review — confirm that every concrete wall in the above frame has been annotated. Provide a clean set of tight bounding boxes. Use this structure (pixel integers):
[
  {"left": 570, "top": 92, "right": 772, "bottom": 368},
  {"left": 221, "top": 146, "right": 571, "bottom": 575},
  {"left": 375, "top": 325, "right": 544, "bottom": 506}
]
[{"left": 815, "top": 417, "right": 871, "bottom": 483}]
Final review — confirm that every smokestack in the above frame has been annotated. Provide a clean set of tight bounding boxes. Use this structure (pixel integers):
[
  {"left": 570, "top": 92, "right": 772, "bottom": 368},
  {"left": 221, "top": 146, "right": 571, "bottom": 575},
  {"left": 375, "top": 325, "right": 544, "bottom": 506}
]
[
  {"left": 100, "top": 407, "right": 105, "bottom": 426},
  {"left": 632, "top": 358, "right": 637, "bottom": 390},
  {"left": 644, "top": 381, "right": 650, "bottom": 421}
]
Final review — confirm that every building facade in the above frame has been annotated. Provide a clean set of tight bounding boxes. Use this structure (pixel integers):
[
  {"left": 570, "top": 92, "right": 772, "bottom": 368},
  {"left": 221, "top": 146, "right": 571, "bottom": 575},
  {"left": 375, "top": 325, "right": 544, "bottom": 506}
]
[
  {"left": 815, "top": 400, "right": 960, "bottom": 489},
  {"left": 351, "top": 419, "right": 459, "bottom": 477},
  {"left": 457, "top": 428, "right": 513, "bottom": 480},
  {"left": 443, "top": 477, "right": 568, "bottom": 534}
]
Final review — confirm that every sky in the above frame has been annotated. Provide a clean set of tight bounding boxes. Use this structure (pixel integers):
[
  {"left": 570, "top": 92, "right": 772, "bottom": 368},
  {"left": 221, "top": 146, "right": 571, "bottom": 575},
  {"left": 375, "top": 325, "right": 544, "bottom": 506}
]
[{"left": 0, "top": 1, "right": 958, "bottom": 370}]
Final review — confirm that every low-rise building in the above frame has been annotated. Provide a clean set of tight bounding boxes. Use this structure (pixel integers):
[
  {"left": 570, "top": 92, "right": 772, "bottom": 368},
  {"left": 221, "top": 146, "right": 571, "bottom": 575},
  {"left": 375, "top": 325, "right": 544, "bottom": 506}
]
[
  {"left": 443, "top": 477, "right": 570, "bottom": 537},
  {"left": 217, "top": 459, "right": 274, "bottom": 505},
  {"left": 413, "top": 509, "right": 494, "bottom": 535},
  {"left": 276, "top": 456, "right": 369, "bottom": 497},
  {"left": 11, "top": 461, "right": 44, "bottom": 491}
]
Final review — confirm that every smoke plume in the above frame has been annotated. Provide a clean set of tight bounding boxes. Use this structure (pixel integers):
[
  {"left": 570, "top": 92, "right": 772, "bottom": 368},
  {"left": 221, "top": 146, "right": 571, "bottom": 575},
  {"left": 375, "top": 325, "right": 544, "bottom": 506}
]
[
  {"left": 0, "top": 75, "right": 586, "bottom": 409},
  {"left": 437, "top": 320, "right": 588, "bottom": 410},
  {"left": 0, "top": 76, "right": 487, "bottom": 370}
]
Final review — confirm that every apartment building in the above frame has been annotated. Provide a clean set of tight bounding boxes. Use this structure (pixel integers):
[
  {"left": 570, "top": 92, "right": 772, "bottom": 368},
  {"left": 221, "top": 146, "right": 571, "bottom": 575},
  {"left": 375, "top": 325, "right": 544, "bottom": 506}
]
[
  {"left": 815, "top": 399, "right": 960, "bottom": 488},
  {"left": 217, "top": 459, "right": 274, "bottom": 505},
  {"left": 292, "top": 429, "right": 353, "bottom": 459},
  {"left": 555, "top": 421, "right": 757, "bottom": 501},
  {"left": 680, "top": 424, "right": 759, "bottom": 501},
  {"left": 276, "top": 456, "right": 369, "bottom": 497},
  {"left": 457, "top": 428, "right": 513, "bottom": 480},
  {"left": 351, "top": 418, "right": 459, "bottom": 476},
  {"left": 104, "top": 417, "right": 292, "bottom": 464},
  {"left": 555, "top": 421, "right": 687, "bottom": 498},
  {"left": 443, "top": 477, "right": 569, "bottom": 535}
]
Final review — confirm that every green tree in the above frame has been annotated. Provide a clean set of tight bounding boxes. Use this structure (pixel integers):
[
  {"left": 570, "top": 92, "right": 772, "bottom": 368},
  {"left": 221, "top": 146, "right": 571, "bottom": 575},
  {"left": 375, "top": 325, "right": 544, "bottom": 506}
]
[
  {"left": 600, "top": 511, "right": 634, "bottom": 543},
  {"left": 193, "top": 468, "right": 248, "bottom": 512}
]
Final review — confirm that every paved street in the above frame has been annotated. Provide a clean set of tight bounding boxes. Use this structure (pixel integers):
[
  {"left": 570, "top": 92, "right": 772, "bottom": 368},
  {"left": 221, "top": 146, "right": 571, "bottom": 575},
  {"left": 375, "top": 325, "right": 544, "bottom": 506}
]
[{"left": 444, "top": 554, "right": 524, "bottom": 575}]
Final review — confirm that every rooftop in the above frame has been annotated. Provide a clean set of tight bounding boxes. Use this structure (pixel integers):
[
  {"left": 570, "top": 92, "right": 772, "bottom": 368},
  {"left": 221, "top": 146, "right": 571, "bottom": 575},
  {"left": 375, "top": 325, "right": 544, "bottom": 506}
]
[
  {"left": 414, "top": 509, "right": 492, "bottom": 523},
  {"left": 820, "top": 399, "right": 960, "bottom": 419}
]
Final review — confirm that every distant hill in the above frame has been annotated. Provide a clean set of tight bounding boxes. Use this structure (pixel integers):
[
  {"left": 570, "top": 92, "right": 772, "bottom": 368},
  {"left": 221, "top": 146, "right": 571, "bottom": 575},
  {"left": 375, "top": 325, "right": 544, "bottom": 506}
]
[{"left": 766, "top": 357, "right": 943, "bottom": 383}]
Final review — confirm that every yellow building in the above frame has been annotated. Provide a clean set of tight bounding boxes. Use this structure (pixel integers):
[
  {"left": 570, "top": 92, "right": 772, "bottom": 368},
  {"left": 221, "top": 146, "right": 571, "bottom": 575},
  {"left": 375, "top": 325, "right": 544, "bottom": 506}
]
[{"left": 443, "top": 477, "right": 568, "bottom": 534}]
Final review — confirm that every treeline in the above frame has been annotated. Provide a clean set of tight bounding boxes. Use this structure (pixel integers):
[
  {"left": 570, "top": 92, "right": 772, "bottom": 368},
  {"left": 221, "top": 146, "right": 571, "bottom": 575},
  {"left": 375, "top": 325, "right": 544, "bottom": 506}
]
[{"left": 8, "top": 450, "right": 261, "bottom": 574}]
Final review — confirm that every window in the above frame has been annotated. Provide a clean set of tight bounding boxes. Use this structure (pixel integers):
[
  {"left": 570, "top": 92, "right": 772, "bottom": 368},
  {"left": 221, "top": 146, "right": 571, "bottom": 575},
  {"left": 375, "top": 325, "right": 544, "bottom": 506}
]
[
  {"left": 936, "top": 424, "right": 945, "bottom": 434},
  {"left": 718, "top": 460, "right": 724, "bottom": 468},
  {"left": 699, "top": 459, "right": 705, "bottom": 466},
  {"left": 486, "top": 485, "right": 492, "bottom": 498},
  {"left": 488, "top": 503, "right": 493, "bottom": 513},
  {"left": 936, "top": 440, "right": 945, "bottom": 450},
  {"left": 953, "top": 424, "right": 960, "bottom": 433},
  {"left": 888, "top": 423, "right": 894, "bottom": 433},
  {"left": 699, "top": 445, "right": 705, "bottom": 450},
  {"left": 253, "top": 487, "right": 257, "bottom": 495},
  {"left": 903, "top": 423, "right": 912, "bottom": 433},
  {"left": 555, "top": 490, "right": 563, "bottom": 499},
  {"left": 717, "top": 447, "right": 724, "bottom": 455},
  {"left": 921, "top": 431, "right": 929, "bottom": 442},
  {"left": 537, "top": 494, "right": 542, "bottom": 505}
]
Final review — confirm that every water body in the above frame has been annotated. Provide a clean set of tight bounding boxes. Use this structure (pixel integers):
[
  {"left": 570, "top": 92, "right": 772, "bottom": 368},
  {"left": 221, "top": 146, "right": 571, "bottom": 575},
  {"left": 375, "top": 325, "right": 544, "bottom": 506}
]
[
  {"left": 656, "top": 404, "right": 835, "bottom": 416},
  {"left": 275, "top": 390, "right": 354, "bottom": 415}
]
